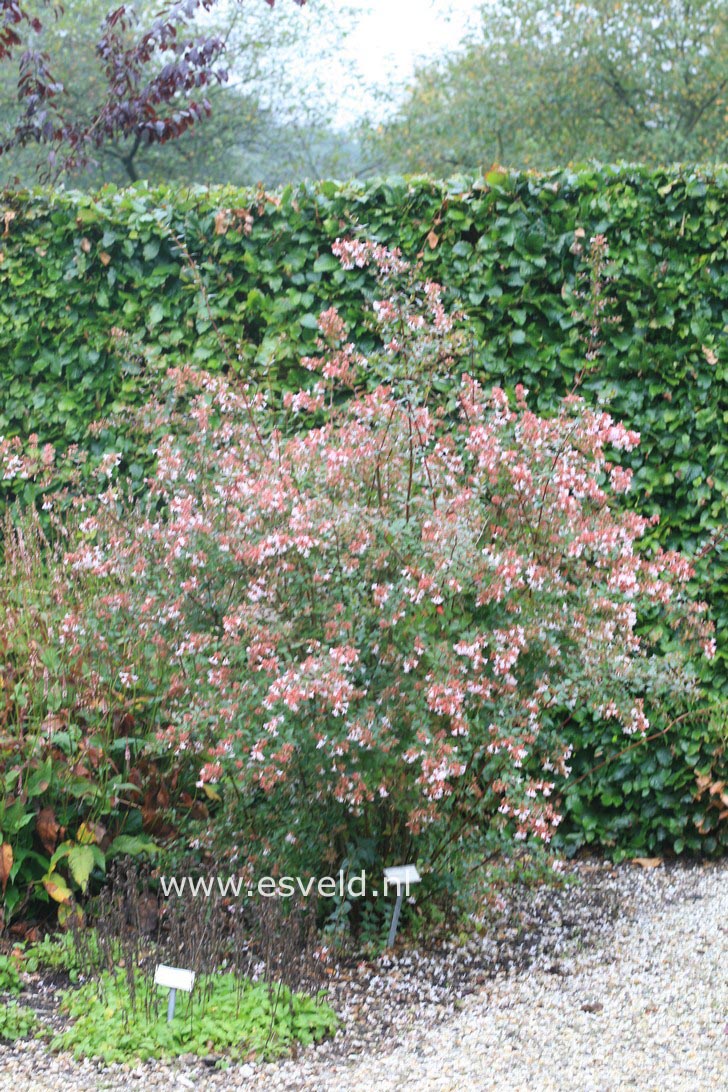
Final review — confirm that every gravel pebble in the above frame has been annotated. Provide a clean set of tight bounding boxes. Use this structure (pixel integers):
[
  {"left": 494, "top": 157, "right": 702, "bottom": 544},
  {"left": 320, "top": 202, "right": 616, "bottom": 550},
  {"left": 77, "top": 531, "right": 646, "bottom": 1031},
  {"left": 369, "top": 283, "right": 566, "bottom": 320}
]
[{"left": 1, "top": 859, "right": 725, "bottom": 1090}]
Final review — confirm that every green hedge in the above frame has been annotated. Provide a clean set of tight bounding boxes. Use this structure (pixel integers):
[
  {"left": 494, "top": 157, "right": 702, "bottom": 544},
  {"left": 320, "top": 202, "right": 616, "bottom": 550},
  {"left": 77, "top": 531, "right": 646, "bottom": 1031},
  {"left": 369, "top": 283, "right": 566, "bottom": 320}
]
[{"left": 1, "top": 167, "right": 727, "bottom": 691}]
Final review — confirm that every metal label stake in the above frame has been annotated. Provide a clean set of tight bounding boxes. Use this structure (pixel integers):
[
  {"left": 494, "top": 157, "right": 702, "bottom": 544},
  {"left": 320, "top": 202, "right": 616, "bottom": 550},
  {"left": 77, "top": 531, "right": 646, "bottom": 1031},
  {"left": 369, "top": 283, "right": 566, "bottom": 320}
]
[
  {"left": 383, "top": 865, "right": 421, "bottom": 948},
  {"left": 387, "top": 888, "right": 404, "bottom": 948},
  {"left": 154, "top": 964, "right": 195, "bottom": 1022}
]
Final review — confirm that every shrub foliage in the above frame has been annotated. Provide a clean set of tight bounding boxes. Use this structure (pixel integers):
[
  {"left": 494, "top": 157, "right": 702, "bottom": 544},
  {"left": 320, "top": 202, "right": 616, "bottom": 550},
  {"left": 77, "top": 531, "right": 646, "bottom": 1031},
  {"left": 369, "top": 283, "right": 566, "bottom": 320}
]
[{"left": 0, "top": 240, "right": 722, "bottom": 925}]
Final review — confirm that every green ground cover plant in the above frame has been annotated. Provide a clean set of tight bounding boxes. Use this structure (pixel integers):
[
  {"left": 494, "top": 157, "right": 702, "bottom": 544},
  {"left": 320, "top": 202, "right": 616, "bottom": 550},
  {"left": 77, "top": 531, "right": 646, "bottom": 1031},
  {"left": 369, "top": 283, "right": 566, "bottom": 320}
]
[
  {"left": 0, "top": 951, "right": 22, "bottom": 993},
  {"left": 6, "top": 881, "right": 336, "bottom": 1064},
  {"left": 0, "top": 948, "right": 36, "bottom": 1042},
  {"left": 0, "top": 923, "right": 335, "bottom": 1062},
  {"left": 0, "top": 999, "right": 36, "bottom": 1041},
  {"left": 52, "top": 970, "right": 337, "bottom": 1064},
  {"left": 23, "top": 925, "right": 101, "bottom": 982}
]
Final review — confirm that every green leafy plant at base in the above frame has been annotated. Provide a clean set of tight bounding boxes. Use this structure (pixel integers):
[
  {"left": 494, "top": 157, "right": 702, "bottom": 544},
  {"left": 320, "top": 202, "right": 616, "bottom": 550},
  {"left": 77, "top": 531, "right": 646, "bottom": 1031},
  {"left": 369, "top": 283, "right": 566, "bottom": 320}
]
[
  {"left": 0, "top": 1000, "right": 37, "bottom": 1041},
  {"left": 0, "top": 952, "right": 23, "bottom": 995},
  {"left": 0, "top": 948, "right": 38, "bottom": 1043},
  {"left": 24, "top": 929, "right": 104, "bottom": 984},
  {"left": 51, "top": 969, "right": 338, "bottom": 1064}
]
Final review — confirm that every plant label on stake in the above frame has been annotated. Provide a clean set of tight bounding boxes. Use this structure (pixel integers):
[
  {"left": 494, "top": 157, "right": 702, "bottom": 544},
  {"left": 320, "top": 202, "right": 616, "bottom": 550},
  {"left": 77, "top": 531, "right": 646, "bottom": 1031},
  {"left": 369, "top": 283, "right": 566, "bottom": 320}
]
[
  {"left": 383, "top": 865, "right": 421, "bottom": 948},
  {"left": 154, "top": 964, "right": 195, "bottom": 1022}
]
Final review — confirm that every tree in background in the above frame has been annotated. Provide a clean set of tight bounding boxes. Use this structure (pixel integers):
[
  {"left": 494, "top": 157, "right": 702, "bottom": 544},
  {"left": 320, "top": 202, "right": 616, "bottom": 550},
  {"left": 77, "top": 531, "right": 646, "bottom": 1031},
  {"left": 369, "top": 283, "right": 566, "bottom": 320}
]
[
  {"left": 370, "top": 0, "right": 728, "bottom": 174},
  {"left": 0, "top": 0, "right": 328, "bottom": 185},
  {"left": 208, "top": 0, "right": 365, "bottom": 187}
]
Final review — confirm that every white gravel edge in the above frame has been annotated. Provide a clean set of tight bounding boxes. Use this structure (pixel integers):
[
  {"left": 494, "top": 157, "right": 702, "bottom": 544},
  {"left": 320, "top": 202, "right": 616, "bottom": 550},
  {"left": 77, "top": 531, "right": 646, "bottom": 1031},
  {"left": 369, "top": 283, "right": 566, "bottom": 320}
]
[{"left": 290, "top": 862, "right": 727, "bottom": 1092}]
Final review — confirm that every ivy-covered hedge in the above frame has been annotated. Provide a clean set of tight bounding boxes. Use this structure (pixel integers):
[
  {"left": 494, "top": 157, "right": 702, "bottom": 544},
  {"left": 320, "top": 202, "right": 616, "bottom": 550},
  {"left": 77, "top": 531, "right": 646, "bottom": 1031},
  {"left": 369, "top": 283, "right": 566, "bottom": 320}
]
[{"left": 1, "top": 167, "right": 727, "bottom": 696}]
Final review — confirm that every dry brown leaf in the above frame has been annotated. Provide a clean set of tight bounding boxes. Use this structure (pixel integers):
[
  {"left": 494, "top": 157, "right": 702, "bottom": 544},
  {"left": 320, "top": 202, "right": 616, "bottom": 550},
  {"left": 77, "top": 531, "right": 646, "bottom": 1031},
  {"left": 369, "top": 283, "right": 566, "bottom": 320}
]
[
  {"left": 631, "top": 857, "right": 663, "bottom": 869},
  {"left": 0, "top": 843, "right": 12, "bottom": 895},
  {"left": 3, "top": 210, "right": 16, "bottom": 237},
  {"left": 80, "top": 237, "right": 91, "bottom": 253},
  {"left": 36, "top": 806, "right": 60, "bottom": 854},
  {"left": 233, "top": 208, "right": 254, "bottom": 235},
  {"left": 426, "top": 229, "right": 439, "bottom": 249},
  {"left": 77, "top": 820, "right": 105, "bottom": 845},
  {"left": 8, "top": 921, "right": 40, "bottom": 942},
  {"left": 40, "top": 713, "right": 66, "bottom": 736},
  {"left": 214, "top": 209, "right": 232, "bottom": 235},
  {"left": 99, "top": 251, "right": 112, "bottom": 266}
]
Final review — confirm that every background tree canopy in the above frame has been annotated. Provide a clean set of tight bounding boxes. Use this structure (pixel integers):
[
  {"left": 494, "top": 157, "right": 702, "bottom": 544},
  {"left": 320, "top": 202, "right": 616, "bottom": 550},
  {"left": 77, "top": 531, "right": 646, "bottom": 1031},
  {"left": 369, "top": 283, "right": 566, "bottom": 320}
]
[
  {"left": 369, "top": 0, "right": 728, "bottom": 174},
  {"left": 9, "top": 2, "right": 727, "bottom": 191}
]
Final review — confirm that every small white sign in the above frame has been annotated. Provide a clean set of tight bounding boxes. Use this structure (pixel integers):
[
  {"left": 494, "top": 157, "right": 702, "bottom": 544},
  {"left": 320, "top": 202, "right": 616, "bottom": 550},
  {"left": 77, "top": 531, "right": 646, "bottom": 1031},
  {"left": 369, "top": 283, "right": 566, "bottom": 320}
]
[
  {"left": 383, "top": 864, "right": 421, "bottom": 889},
  {"left": 154, "top": 964, "right": 195, "bottom": 993}
]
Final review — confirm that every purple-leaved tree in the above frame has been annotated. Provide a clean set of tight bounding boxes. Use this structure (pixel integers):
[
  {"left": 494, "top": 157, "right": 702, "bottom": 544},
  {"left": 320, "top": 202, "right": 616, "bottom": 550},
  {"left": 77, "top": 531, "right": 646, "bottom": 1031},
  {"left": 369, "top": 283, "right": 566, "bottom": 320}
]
[{"left": 0, "top": 0, "right": 305, "bottom": 175}]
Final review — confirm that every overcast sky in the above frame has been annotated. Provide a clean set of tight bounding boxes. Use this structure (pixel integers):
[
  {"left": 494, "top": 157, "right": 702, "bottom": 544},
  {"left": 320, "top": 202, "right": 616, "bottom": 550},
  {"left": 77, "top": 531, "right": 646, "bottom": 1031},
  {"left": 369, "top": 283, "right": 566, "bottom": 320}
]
[
  {"left": 342, "top": 0, "right": 481, "bottom": 101},
  {"left": 215, "top": 0, "right": 486, "bottom": 129},
  {"left": 295, "top": 0, "right": 485, "bottom": 125}
]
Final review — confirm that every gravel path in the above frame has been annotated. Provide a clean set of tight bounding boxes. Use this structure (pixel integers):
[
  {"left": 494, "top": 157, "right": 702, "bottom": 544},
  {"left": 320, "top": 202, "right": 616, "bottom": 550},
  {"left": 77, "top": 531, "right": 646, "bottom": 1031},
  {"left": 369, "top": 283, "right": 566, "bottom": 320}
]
[{"left": 1, "top": 859, "right": 726, "bottom": 1090}]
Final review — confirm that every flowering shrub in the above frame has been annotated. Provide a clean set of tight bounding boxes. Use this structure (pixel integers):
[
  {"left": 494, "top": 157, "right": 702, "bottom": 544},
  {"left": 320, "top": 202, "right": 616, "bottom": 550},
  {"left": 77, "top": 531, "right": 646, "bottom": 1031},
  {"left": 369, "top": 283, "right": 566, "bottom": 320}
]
[{"left": 0, "top": 240, "right": 717, "bottom": 900}]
